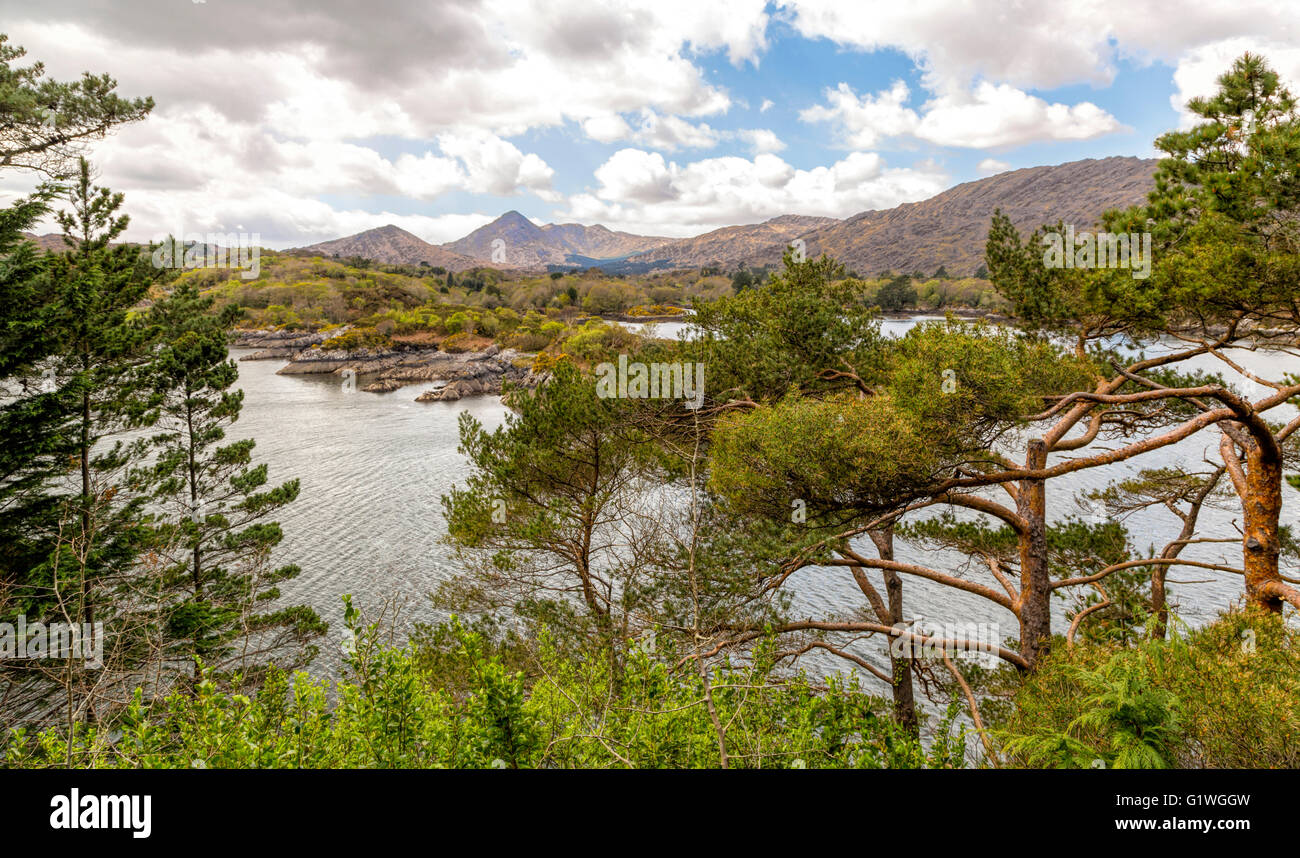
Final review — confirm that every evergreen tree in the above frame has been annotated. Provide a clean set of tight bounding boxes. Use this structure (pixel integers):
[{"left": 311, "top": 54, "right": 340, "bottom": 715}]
[
  {"left": 440, "top": 360, "right": 667, "bottom": 669},
  {"left": 0, "top": 33, "right": 153, "bottom": 177},
  {"left": 0, "top": 186, "right": 68, "bottom": 611},
  {"left": 141, "top": 282, "right": 324, "bottom": 685},
  {"left": 0, "top": 32, "right": 153, "bottom": 615},
  {"left": 876, "top": 274, "right": 917, "bottom": 312},
  {"left": 37, "top": 159, "right": 156, "bottom": 630}
]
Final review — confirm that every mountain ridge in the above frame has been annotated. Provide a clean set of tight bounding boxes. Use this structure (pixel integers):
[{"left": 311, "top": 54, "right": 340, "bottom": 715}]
[
  {"left": 768, "top": 156, "right": 1159, "bottom": 276},
  {"left": 293, "top": 224, "right": 480, "bottom": 271},
  {"left": 211, "top": 157, "right": 1163, "bottom": 275},
  {"left": 441, "top": 211, "right": 673, "bottom": 268}
]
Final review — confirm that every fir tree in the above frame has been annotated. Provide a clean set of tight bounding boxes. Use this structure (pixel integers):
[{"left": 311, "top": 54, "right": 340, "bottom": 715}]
[{"left": 141, "top": 282, "right": 324, "bottom": 685}]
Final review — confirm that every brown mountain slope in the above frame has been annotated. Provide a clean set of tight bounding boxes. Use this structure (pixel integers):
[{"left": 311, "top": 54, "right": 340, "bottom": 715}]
[
  {"left": 293, "top": 224, "right": 480, "bottom": 271},
  {"left": 625, "top": 214, "right": 838, "bottom": 270},
  {"left": 20, "top": 232, "right": 71, "bottom": 252},
  {"left": 780, "top": 157, "right": 1159, "bottom": 276},
  {"left": 442, "top": 210, "right": 670, "bottom": 267},
  {"left": 540, "top": 221, "right": 672, "bottom": 258}
]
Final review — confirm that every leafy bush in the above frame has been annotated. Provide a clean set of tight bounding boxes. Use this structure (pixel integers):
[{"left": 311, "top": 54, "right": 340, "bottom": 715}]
[
  {"left": 997, "top": 609, "right": 1300, "bottom": 768},
  {"left": 559, "top": 319, "right": 638, "bottom": 363},
  {"left": 441, "top": 332, "right": 476, "bottom": 353},
  {"left": 3, "top": 602, "right": 966, "bottom": 770},
  {"left": 319, "top": 327, "right": 393, "bottom": 351},
  {"left": 506, "top": 331, "right": 553, "bottom": 351}
]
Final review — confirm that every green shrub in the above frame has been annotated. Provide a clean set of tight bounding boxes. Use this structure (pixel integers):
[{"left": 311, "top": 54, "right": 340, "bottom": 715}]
[
  {"left": 320, "top": 327, "right": 393, "bottom": 351},
  {"left": 505, "top": 331, "right": 552, "bottom": 351},
  {"left": 997, "top": 609, "right": 1300, "bottom": 768},
  {"left": 2, "top": 602, "right": 965, "bottom": 770},
  {"left": 441, "top": 332, "right": 476, "bottom": 353}
]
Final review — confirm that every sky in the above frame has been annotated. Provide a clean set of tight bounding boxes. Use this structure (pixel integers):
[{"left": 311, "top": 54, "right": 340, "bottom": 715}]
[{"left": 4, "top": 0, "right": 1300, "bottom": 248}]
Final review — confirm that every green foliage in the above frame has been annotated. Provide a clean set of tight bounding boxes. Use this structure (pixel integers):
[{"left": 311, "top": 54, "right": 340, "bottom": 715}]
[
  {"left": 0, "top": 183, "right": 67, "bottom": 600},
  {"left": 319, "top": 326, "right": 393, "bottom": 352},
  {"left": 884, "top": 319, "right": 1094, "bottom": 449},
  {"left": 692, "top": 250, "right": 885, "bottom": 402},
  {"left": 557, "top": 318, "right": 637, "bottom": 363},
  {"left": 3, "top": 601, "right": 964, "bottom": 769},
  {"left": 138, "top": 282, "right": 324, "bottom": 683},
  {"left": 998, "top": 609, "right": 1300, "bottom": 768},
  {"left": 709, "top": 394, "right": 943, "bottom": 524},
  {"left": 1002, "top": 651, "right": 1180, "bottom": 769},
  {"left": 440, "top": 331, "right": 476, "bottom": 353},
  {"left": 875, "top": 274, "right": 917, "bottom": 311},
  {"left": 440, "top": 361, "right": 668, "bottom": 652},
  {"left": 0, "top": 33, "right": 153, "bottom": 177}
]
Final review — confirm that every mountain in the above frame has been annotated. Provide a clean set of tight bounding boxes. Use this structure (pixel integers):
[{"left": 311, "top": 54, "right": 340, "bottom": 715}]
[
  {"left": 288, "top": 157, "right": 1160, "bottom": 276},
  {"left": 441, "top": 211, "right": 671, "bottom": 267},
  {"left": 293, "top": 224, "right": 480, "bottom": 271},
  {"left": 20, "top": 232, "right": 70, "bottom": 252},
  {"left": 620, "top": 214, "right": 839, "bottom": 271},
  {"left": 618, "top": 157, "right": 1158, "bottom": 276},
  {"left": 785, "top": 157, "right": 1159, "bottom": 276}
]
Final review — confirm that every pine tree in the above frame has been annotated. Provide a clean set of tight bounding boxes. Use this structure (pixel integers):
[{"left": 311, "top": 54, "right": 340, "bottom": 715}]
[
  {"left": 0, "top": 33, "right": 153, "bottom": 177},
  {"left": 37, "top": 159, "right": 155, "bottom": 630},
  {"left": 141, "top": 282, "right": 324, "bottom": 685},
  {"left": 0, "top": 185, "right": 69, "bottom": 612},
  {"left": 1, "top": 30, "right": 153, "bottom": 615}
]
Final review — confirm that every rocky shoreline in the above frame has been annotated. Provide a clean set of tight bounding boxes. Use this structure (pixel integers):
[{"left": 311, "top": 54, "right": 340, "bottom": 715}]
[{"left": 230, "top": 328, "right": 540, "bottom": 401}]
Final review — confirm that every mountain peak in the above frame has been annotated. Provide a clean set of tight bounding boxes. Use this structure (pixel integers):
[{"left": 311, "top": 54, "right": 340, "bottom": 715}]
[
  {"left": 369, "top": 223, "right": 415, "bottom": 236},
  {"left": 494, "top": 210, "right": 534, "bottom": 226},
  {"left": 292, "top": 224, "right": 478, "bottom": 271},
  {"left": 441, "top": 213, "right": 668, "bottom": 267}
]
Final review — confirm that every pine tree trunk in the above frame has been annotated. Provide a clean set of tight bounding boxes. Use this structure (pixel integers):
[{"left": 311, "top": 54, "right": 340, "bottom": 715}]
[
  {"left": 1242, "top": 442, "right": 1284, "bottom": 612},
  {"left": 870, "top": 527, "right": 917, "bottom": 735},
  {"left": 1017, "top": 440, "right": 1051, "bottom": 670}
]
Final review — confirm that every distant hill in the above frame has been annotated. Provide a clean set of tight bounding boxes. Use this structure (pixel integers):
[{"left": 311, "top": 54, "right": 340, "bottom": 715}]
[
  {"left": 293, "top": 224, "right": 480, "bottom": 271},
  {"left": 442, "top": 211, "right": 671, "bottom": 268},
  {"left": 619, "top": 214, "right": 839, "bottom": 272},
  {"left": 786, "top": 157, "right": 1159, "bottom": 276},
  {"left": 253, "top": 157, "right": 1161, "bottom": 277},
  {"left": 20, "top": 232, "right": 70, "bottom": 252},
  {"left": 616, "top": 157, "right": 1158, "bottom": 276}
]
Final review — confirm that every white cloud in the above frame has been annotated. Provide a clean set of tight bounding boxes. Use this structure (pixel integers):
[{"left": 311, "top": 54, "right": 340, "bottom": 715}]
[
  {"left": 800, "top": 80, "right": 918, "bottom": 148},
  {"left": 581, "top": 114, "right": 635, "bottom": 143},
  {"left": 976, "top": 158, "right": 1011, "bottom": 175},
  {"left": 435, "top": 132, "right": 555, "bottom": 195},
  {"left": 632, "top": 110, "right": 723, "bottom": 151},
  {"left": 736, "top": 128, "right": 787, "bottom": 153},
  {"left": 563, "top": 148, "right": 948, "bottom": 235},
  {"left": 916, "top": 83, "right": 1126, "bottom": 148},
  {"left": 779, "top": 0, "right": 1300, "bottom": 96},
  {"left": 0, "top": 108, "right": 556, "bottom": 242},
  {"left": 127, "top": 189, "right": 500, "bottom": 248},
  {"left": 5, "top": 1, "right": 757, "bottom": 142},
  {"left": 11, "top": 0, "right": 1300, "bottom": 249},
  {"left": 590, "top": 150, "right": 681, "bottom": 204},
  {"left": 578, "top": 109, "right": 785, "bottom": 156},
  {"left": 802, "top": 79, "right": 1124, "bottom": 149}
]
